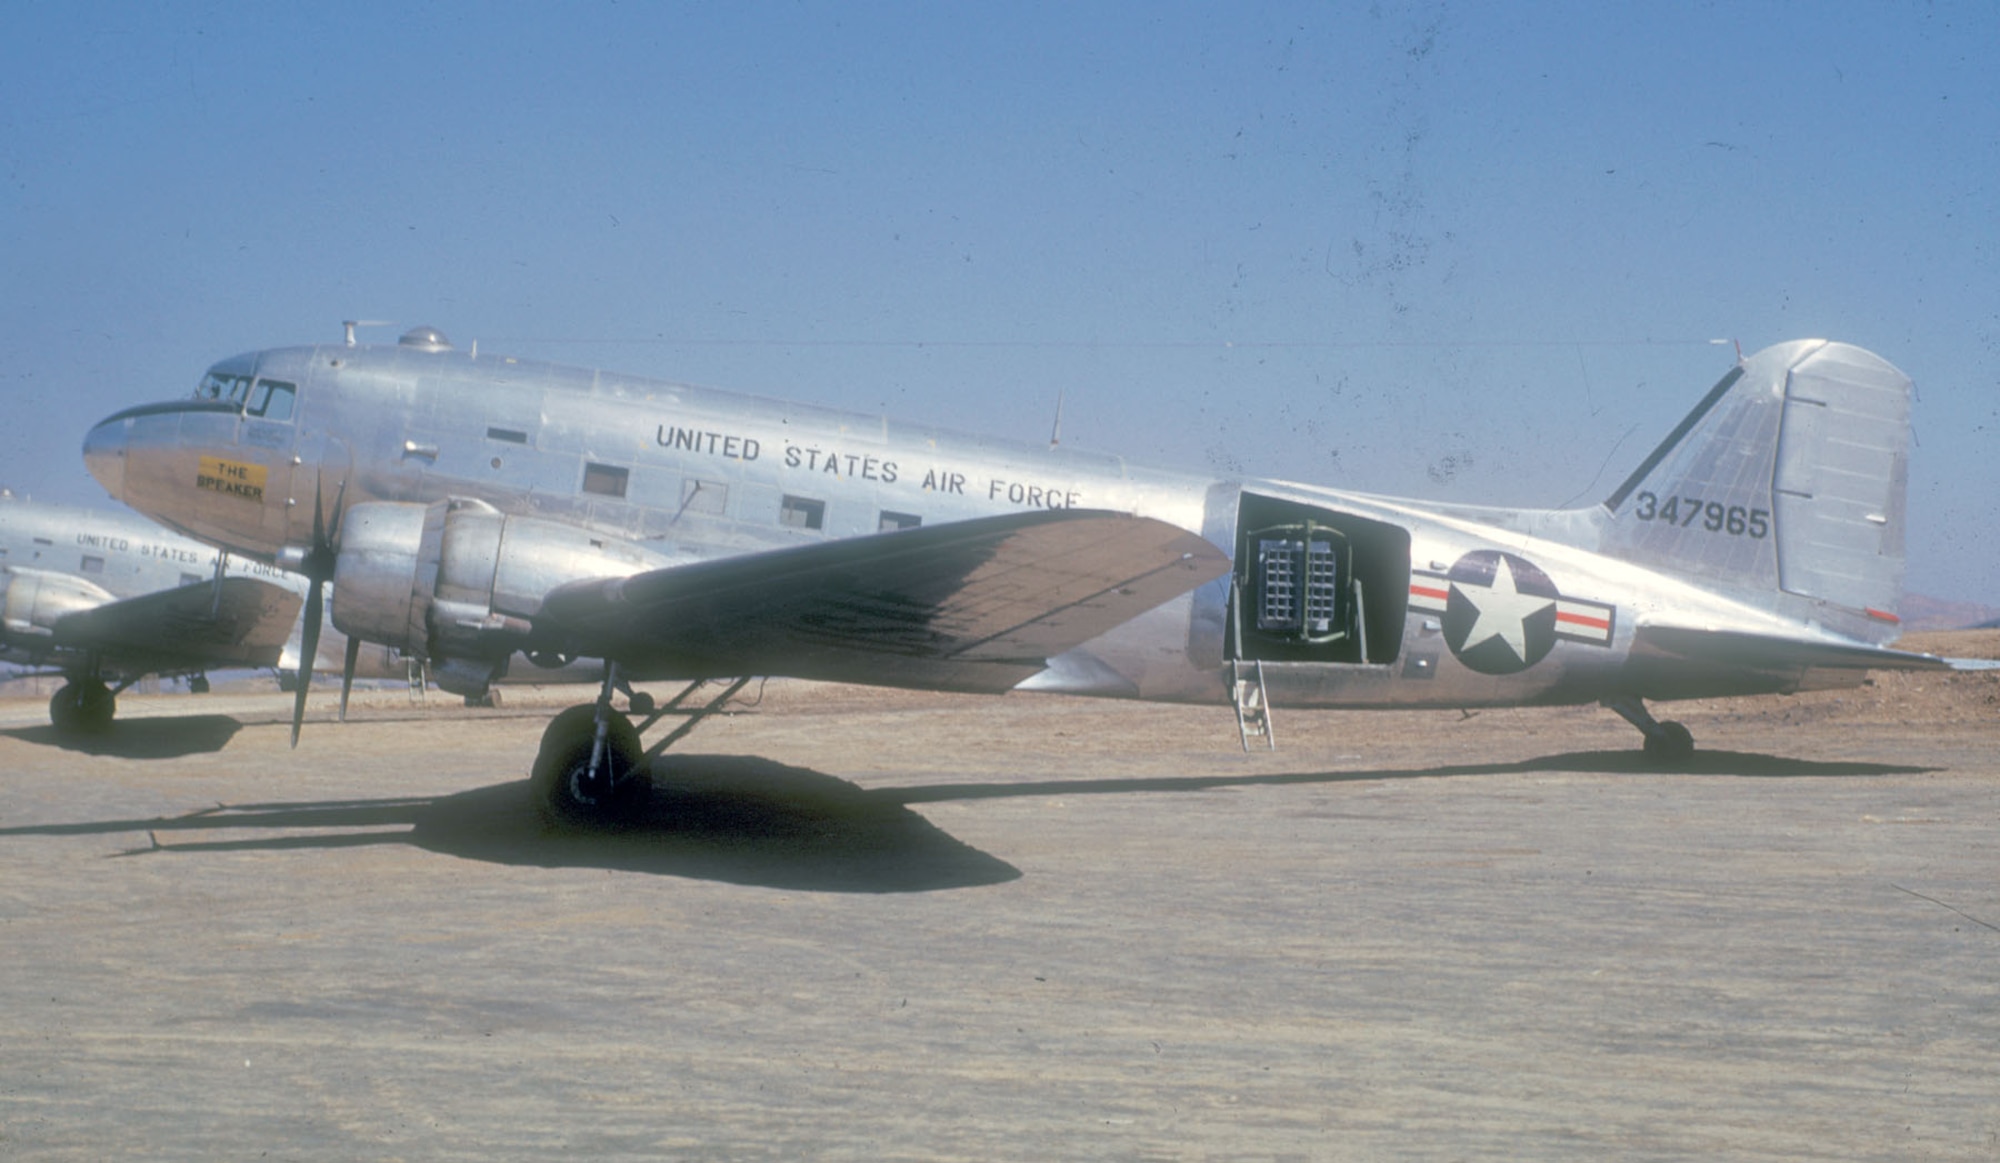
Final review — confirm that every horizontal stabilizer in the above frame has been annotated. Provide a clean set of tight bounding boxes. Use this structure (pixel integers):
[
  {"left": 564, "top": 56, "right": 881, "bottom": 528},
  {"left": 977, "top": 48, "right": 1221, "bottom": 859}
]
[
  {"left": 52, "top": 577, "right": 304, "bottom": 672},
  {"left": 1634, "top": 624, "right": 1952, "bottom": 674},
  {"left": 539, "top": 509, "right": 1230, "bottom": 692},
  {"left": 1943, "top": 655, "right": 2000, "bottom": 672}
]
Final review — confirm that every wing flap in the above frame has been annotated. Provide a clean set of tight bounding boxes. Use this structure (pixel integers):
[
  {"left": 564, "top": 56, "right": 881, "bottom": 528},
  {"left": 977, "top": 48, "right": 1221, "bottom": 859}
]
[
  {"left": 52, "top": 577, "right": 305, "bottom": 672},
  {"left": 539, "top": 509, "right": 1229, "bottom": 692}
]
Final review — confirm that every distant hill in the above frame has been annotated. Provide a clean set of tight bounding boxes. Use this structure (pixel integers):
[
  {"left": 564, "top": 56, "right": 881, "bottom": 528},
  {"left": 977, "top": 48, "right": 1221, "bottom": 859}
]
[{"left": 1899, "top": 593, "right": 2000, "bottom": 632}]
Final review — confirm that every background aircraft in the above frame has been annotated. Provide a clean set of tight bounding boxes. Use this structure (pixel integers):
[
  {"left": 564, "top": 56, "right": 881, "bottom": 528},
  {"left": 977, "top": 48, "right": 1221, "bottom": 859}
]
[
  {"left": 0, "top": 491, "right": 603, "bottom": 734},
  {"left": 81, "top": 326, "right": 1978, "bottom": 822},
  {"left": 0, "top": 490, "right": 303, "bottom": 732}
]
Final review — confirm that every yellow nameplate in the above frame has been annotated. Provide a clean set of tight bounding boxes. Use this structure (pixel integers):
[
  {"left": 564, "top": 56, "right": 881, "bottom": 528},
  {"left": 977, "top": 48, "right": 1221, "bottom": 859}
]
[{"left": 196, "top": 456, "right": 267, "bottom": 503}]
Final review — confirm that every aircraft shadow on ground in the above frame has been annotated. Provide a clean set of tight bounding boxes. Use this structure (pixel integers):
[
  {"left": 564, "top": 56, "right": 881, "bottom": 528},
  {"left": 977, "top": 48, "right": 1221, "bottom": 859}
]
[
  {"left": 882, "top": 747, "right": 1938, "bottom": 806},
  {"left": 0, "top": 747, "right": 1933, "bottom": 891},
  {"left": 0, "top": 754, "right": 1022, "bottom": 894},
  {"left": 0, "top": 715, "right": 243, "bottom": 758}
]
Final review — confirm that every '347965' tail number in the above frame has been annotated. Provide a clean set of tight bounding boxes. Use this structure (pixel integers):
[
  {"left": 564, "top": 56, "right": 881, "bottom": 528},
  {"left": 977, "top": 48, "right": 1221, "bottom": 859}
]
[{"left": 1630, "top": 492, "right": 1770, "bottom": 538}]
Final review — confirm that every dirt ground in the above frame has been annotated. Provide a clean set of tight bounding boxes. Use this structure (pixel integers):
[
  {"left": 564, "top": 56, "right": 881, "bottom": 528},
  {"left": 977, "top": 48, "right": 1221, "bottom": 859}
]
[{"left": 0, "top": 633, "right": 1995, "bottom": 1159}]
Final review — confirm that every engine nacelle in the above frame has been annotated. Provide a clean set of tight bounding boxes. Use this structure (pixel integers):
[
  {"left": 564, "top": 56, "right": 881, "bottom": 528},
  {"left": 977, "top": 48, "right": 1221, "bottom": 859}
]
[
  {"left": 331, "top": 498, "right": 672, "bottom": 691},
  {"left": 0, "top": 568, "right": 116, "bottom": 640}
]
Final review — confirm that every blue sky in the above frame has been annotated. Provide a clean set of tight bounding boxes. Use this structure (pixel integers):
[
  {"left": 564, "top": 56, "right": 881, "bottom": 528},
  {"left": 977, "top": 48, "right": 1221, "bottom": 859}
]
[{"left": 5, "top": 2, "right": 1995, "bottom": 601}]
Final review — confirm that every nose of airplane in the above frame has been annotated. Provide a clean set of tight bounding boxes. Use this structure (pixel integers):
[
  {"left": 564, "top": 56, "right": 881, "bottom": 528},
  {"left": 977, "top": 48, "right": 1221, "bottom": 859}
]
[{"left": 82, "top": 415, "right": 128, "bottom": 501}]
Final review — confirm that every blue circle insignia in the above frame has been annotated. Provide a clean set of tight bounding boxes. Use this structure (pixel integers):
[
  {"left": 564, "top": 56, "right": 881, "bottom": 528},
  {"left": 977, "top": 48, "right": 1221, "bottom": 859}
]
[{"left": 1440, "top": 550, "right": 1561, "bottom": 675}]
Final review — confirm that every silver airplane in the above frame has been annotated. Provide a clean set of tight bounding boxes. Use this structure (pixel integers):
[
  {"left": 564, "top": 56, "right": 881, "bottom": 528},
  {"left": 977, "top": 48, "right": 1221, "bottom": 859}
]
[
  {"left": 0, "top": 490, "right": 304, "bottom": 732},
  {"left": 80, "top": 326, "right": 1975, "bottom": 824}
]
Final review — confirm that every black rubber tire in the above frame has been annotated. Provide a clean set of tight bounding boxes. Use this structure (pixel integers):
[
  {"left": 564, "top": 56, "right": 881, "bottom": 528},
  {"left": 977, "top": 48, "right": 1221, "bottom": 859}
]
[
  {"left": 50, "top": 680, "right": 116, "bottom": 736},
  {"left": 48, "top": 685, "right": 77, "bottom": 734},
  {"left": 532, "top": 704, "right": 649, "bottom": 827},
  {"left": 1643, "top": 720, "right": 1695, "bottom": 763}
]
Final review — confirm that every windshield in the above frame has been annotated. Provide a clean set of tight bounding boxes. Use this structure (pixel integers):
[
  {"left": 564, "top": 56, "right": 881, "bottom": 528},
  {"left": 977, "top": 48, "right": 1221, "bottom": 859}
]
[
  {"left": 195, "top": 370, "right": 252, "bottom": 403},
  {"left": 190, "top": 367, "right": 295, "bottom": 420}
]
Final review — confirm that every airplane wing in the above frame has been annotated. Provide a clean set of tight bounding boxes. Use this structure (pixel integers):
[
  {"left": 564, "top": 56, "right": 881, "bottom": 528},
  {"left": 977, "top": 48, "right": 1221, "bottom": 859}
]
[
  {"left": 538, "top": 509, "right": 1231, "bottom": 692},
  {"left": 51, "top": 577, "right": 305, "bottom": 673}
]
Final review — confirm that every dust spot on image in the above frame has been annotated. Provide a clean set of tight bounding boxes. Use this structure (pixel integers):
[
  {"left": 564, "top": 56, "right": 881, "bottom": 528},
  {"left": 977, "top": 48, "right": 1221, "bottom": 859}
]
[{"left": 1427, "top": 446, "right": 1474, "bottom": 486}]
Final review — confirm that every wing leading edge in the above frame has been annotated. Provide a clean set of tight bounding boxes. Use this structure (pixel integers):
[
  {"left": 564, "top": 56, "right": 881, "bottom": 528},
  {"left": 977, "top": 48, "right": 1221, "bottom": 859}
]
[{"left": 538, "top": 509, "right": 1231, "bottom": 692}]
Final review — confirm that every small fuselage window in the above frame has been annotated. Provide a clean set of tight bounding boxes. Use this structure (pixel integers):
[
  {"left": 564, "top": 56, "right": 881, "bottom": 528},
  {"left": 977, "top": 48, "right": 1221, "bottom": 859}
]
[
  {"left": 879, "top": 510, "right": 921, "bottom": 531},
  {"left": 781, "top": 495, "right": 826, "bottom": 530},
  {"left": 582, "top": 463, "right": 630, "bottom": 498}
]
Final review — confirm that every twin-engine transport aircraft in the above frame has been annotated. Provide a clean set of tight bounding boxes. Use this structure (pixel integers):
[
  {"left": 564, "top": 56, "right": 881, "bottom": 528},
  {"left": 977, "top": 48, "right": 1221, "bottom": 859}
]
[
  {"left": 0, "top": 491, "right": 303, "bottom": 732},
  {"left": 82, "top": 326, "right": 1968, "bottom": 823}
]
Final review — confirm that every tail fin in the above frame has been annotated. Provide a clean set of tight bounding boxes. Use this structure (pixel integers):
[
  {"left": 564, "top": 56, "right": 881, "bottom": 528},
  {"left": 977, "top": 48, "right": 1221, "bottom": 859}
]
[{"left": 1598, "top": 340, "right": 1913, "bottom": 642}]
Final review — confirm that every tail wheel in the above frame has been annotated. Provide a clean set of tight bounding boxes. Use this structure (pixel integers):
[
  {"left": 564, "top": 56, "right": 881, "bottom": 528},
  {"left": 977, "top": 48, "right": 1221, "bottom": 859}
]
[
  {"left": 1643, "top": 720, "right": 1696, "bottom": 763},
  {"left": 532, "top": 704, "right": 650, "bottom": 827}
]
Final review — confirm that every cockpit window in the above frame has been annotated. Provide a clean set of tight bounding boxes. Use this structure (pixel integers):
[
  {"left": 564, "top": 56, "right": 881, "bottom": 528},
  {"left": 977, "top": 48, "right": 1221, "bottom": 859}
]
[
  {"left": 197, "top": 371, "right": 252, "bottom": 403},
  {"left": 247, "top": 379, "right": 296, "bottom": 421},
  {"left": 192, "top": 370, "right": 295, "bottom": 420}
]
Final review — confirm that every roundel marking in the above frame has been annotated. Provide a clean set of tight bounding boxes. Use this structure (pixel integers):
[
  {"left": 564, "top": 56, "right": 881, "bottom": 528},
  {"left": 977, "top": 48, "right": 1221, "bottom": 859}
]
[{"left": 1440, "top": 550, "right": 1560, "bottom": 675}]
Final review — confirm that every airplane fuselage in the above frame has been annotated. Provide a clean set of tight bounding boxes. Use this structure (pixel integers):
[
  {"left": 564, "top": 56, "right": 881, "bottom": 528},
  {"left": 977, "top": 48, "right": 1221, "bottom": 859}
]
[{"left": 84, "top": 330, "right": 1904, "bottom": 712}]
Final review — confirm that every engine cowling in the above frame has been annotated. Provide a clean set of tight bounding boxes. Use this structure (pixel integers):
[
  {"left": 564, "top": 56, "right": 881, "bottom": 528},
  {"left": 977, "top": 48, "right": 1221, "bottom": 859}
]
[
  {"left": 0, "top": 568, "right": 116, "bottom": 640},
  {"left": 330, "top": 498, "right": 672, "bottom": 692}
]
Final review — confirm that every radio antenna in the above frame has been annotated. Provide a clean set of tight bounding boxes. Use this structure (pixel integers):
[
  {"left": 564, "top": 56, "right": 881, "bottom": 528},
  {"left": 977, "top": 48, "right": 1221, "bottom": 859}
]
[
  {"left": 1049, "top": 386, "right": 1065, "bottom": 449},
  {"left": 342, "top": 319, "right": 395, "bottom": 347}
]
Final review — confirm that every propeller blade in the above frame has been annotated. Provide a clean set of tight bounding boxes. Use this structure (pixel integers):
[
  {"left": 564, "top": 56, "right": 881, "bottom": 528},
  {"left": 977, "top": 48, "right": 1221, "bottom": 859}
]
[
  {"left": 339, "top": 635, "right": 360, "bottom": 723},
  {"left": 327, "top": 473, "right": 349, "bottom": 546},
  {"left": 291, "top": 577, "right": 322, "bottom": 747},
  {"left": 309, "top": 473, "right": 328, "bottom": 564}
]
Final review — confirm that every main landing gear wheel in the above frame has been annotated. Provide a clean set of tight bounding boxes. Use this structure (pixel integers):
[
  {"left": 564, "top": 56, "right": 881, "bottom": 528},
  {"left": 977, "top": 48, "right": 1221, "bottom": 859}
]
[
  {"left": 49, "top": 679, "right": 116, "bottom": 736},
  {"left": 532, "top": 704, "right": 650, "bottom": 827}
]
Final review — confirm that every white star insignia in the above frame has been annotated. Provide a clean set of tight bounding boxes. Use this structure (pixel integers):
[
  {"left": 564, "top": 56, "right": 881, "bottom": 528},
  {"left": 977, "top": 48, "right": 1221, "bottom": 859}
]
[{"left": 1453, "top": 555, "right": 1555, "bottom": 662}]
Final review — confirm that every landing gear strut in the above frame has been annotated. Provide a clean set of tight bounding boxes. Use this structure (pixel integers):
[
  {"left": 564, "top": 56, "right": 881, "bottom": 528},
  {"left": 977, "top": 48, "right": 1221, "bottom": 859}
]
[
  {"left": 532, "top": 662, "right": 650, "bottom": 827},
  {"left": 1603, "top": 696, "right": 1695, "bottom": 763}
]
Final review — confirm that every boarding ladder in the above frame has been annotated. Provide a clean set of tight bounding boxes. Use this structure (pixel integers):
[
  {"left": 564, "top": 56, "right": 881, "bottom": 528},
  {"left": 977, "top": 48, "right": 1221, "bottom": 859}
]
[{"left": 1232, "top": 658, "right": 1275, "bottom": 751}]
